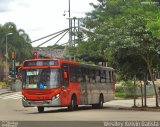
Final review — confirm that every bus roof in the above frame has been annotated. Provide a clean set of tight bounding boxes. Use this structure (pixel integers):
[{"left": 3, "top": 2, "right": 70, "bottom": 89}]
[
  {"left": 22, "top": 58, "right": 113, "bottom": 70},
  {"left": 79, "top": 63, "right": 114, "bottom": 71}
]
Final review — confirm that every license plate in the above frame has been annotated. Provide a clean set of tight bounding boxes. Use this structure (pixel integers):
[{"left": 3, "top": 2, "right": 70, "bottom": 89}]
[{"left": 35, "top": 101, "right": 43, "bottom": 106}]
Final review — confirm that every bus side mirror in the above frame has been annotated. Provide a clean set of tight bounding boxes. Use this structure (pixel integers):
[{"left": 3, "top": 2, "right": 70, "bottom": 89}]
[{"left": 63, "top": 72, "right": 68, "bottom": 79}]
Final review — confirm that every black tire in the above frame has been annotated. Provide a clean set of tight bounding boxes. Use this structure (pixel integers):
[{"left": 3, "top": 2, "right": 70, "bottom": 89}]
[
  {"left": 68, "top": 96, "right": 77, "bottom": 111},
  {"left": 98, "top": 95, "right": 104, "bottom": 109},
  {"left": 92, "top": 95, "right": 104, "bottom": 109},
  {"left": 37, "top": 107, "right": 44, "bottom": 113},
  {"left": 92, "top": 104, "right": 98, "bottom": 109}
]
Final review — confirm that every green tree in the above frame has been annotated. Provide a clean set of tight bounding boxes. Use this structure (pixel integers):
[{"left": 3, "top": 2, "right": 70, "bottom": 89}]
[
  {"left": 78, "top": 0, "right": 160, "bottom": 107},
  {"left": 0, "top": 22, "right": 32, "bottom": 63}
]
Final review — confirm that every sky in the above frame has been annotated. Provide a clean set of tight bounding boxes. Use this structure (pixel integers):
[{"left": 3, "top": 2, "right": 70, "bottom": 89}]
[{"left": 0, "top": 0, "right": 97, "bottom": 47}]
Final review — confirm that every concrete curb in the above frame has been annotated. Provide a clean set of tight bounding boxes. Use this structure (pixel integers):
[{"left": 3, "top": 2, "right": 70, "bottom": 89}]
[
  {"left": 0, "top": 91, "right": 13, "bottom": 95},
  {"left": 106, "top": 106, "right": 160, "bottom": 112},
  {"left": 131, "top": 107, "right": 159, "bottom": 112},
  {"left": 0, "top": 89, "right": 14, "bottom": 95}
]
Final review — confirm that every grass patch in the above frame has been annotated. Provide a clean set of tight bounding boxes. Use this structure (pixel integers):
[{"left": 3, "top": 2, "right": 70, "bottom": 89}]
[{"left": 115, "top": 92, "right": 126, "bottom": 98}]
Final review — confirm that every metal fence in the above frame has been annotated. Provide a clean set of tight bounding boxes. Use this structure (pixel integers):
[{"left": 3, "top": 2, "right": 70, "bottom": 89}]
[{"left": 123, "top": 85, "right": 159, "bottom": 97}]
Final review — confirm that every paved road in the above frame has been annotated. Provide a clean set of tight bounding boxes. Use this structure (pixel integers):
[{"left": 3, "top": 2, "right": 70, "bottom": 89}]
[{"left": 0, "top": 92, "right": 160, "bottom": 127}]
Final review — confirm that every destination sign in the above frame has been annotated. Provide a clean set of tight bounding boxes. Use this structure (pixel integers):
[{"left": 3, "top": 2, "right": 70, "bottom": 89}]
[{"left": 24, "top": 60, "right": 58, "bottom": 67}]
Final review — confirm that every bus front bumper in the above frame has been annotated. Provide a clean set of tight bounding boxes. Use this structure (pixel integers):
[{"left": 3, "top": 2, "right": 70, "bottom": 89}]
[{"left": 22, "top": 97, "right": 61, "bottom": 107}]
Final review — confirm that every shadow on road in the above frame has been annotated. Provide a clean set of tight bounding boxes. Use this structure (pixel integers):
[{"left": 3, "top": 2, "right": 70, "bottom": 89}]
[
  {"left": 28, "top": 105, "right": 129, "bottom": 114},
  {"left": 28, "top": 105, "right": 108, "bottom": 114}
]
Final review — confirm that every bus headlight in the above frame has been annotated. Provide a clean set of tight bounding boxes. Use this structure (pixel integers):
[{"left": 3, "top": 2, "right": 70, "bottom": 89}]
[
  {"left": 56, "top": 94, "right": 60, "bottom": 98},
  {"left": 52, "top": 94, "right": 60, "bottom": 100},
  {"left": 22, "top": 95, "right": 27, "bottom": 100}
]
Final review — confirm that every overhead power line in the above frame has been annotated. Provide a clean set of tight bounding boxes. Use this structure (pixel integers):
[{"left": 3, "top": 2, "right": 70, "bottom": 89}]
[
  {"left": 31, "top": 28, "right": 70, "bottom": 44},
  {"left": 52, "top": 30, "right": 69, "bottom": 47},
  {"left": 37, "top": 28, "right": 70, "bottom": 47}
]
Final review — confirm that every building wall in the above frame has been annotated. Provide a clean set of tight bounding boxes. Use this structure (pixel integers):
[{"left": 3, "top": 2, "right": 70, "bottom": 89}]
[{"left": 33, "top": 47, "right": 65, "bottom": 58}]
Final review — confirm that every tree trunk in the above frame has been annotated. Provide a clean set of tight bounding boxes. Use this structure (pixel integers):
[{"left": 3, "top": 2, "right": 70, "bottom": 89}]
[
  {"left": 144, "top": 72, "right": 147, "bottom": 107},
  {"left": 140, "top": 55, "right": 158, "bottom": 107},
  {"left": 133, "top": 75, "right": 136, "bottom": 107},
  {"left": 147, "top": 64, "right": 159, "bottom": 107},
  {"left": 140, "top": 80, "right": 144, "bottom": 107}
]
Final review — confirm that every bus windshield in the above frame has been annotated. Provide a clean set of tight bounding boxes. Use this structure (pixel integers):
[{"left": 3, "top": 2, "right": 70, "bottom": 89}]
[{"left": 22, "top": 69, "right": 60, "bottom": 89}]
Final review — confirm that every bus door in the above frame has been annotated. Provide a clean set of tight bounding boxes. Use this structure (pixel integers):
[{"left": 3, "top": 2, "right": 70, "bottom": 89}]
[{"left": 61, "top": 63, "right": 70, "bottom": 105}]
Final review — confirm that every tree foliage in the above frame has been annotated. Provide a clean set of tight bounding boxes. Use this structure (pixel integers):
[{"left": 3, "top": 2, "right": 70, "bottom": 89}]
[
  {"left": 78, "top": 0, "right": 160, "bottom": 106},
  {"left": 0, "top": 22, "right": 33, "bottom": 63}
]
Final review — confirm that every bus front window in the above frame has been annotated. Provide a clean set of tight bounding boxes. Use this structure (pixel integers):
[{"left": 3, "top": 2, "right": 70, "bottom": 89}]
[{"left": 22, "top": 69, "right": 60, "bottom": 89}]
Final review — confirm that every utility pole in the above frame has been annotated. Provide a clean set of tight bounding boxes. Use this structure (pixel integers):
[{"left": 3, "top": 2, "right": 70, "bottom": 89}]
[
  {"left": 67, "top": 0, "right": 82, "bottom": 61},
  {"left": 68, "top": 0, "right": 72, "bottom": 47},
  {"left": 11, "top": 51, "right": 16, "bottom": 81},
  {"left": 69, "top": 0, "right": 70, "bottom": 17},
  {"left": 67, "top": 0, "right": 81, "bottom": 47},
  {"left": 68, "top": 17, "right": 81, "bottom": 46},
  {"left": 5, "top": 33, "right": 13, "bottom": 80}
]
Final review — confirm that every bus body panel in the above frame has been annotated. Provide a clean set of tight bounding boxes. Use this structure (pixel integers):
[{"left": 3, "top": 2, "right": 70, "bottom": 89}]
[
  {"left": 22, "top": 88, "right": 61, "bottom": 100},
  {"left": 79, "top": 82, "right": 88, "bottom": 104},
  {"left": 60, "top": 82, "right": 80, "bottom": 106},
  {"left": 79, "top": 82, "right": 114, "bottom": 105}
]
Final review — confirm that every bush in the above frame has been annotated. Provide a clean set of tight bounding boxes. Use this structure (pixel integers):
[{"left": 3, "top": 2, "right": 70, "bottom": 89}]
[
  {"left": 115, "top": 85, "right": 124, "bottom": 93},
  {"left": 115, "top": 80, "right": 137, "bottom": 98},
  {"left": 0, "top": 81, "right": 7, "bottom": 88},
  {"left": 122, "top": 80, "right": 135, "bottom": 98},
  {"left": 115, "top": 80, "right": 155, "bottom": 98}
]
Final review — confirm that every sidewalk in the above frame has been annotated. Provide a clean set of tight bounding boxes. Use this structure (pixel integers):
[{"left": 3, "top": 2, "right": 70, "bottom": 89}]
[
  {"left": 105, "top": 97, "right": 160, "bottom": 111},
  {"left": 0, "top": 87, "right": 13, "bottom": 95}
]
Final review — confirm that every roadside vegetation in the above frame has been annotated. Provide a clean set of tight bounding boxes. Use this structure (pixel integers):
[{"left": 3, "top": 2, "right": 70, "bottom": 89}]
[
  {"left": 0, "top": 22, "right": 33, "bottom": 84},
  {"left": 0, "top": 22, "right": 32, "bottom": 63},
  {"left": 0, "top": 81, "right": 8, "bottom": 88},
  {"left": 75, "top": 0, "right": 160, "bottom": 107},
  {"left": 115, "top": 81, "right": 155, "bottom": 98}
]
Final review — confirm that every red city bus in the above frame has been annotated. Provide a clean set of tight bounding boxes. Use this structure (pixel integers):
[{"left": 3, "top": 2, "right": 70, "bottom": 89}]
[{"left": 20, "top": 58, "right": 115, "bottom": 113}]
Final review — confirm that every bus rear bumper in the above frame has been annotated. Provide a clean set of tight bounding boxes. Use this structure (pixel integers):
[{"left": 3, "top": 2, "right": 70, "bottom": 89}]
[{"left": 22, "top": 97, "right": 61, "bottom": 107}]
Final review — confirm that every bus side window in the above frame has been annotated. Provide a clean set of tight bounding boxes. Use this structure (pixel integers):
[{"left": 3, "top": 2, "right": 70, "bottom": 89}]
[
  {"left": 106, "top": 71, "right": 109, "bottom": 83},
  {"left": 109, "top": 71, "right": 112, "bottom": 83},
  {"left": 61, "top": 64, "right": 69, "bottom": 87},
  {"left": 96, "top": 70, "right": 100, "bottom": 83},
  {"left": 90, "top": 69, "right": 96, "bottom": 83},
  {"left": 79, "top": 67, "right": 85, "bottom": 82},
  {"left": 100, "top": 70, "right": 106, "bottom": 83},
  {"left": 85, "top": 68, "right": 90, "bottom": 83},
  {"left": 70, "top": 65, "right": 78, "bottom": 82}
]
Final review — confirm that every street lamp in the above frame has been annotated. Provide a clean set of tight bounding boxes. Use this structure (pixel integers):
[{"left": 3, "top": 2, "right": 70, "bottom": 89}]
[{"left": 5, "top": 32, "right": 13, "bottom": 79}]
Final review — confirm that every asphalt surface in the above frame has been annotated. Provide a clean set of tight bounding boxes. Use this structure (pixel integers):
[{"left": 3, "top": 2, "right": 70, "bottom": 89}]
[{"left": 0, "top": 89, "right": 160, "bottom": 127}]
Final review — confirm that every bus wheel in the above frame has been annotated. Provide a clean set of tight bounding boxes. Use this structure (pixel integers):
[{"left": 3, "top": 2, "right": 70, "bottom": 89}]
[
  {"left": 68, "top": 96, "right": 77, "bottom": 111},
  {"left": 92, "top": 104, "right": 97, "bottom": 109},
  {"left": 98, "top": 95, "right": 104, "bottom": 109},
  {"left": 37, "top": 107, "right": 44, "bottom": 113}
]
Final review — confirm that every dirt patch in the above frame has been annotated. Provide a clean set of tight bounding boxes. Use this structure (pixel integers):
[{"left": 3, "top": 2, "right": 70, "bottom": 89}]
[{"left": 129, "top": 107, "right": 160, "bottom": 112}]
